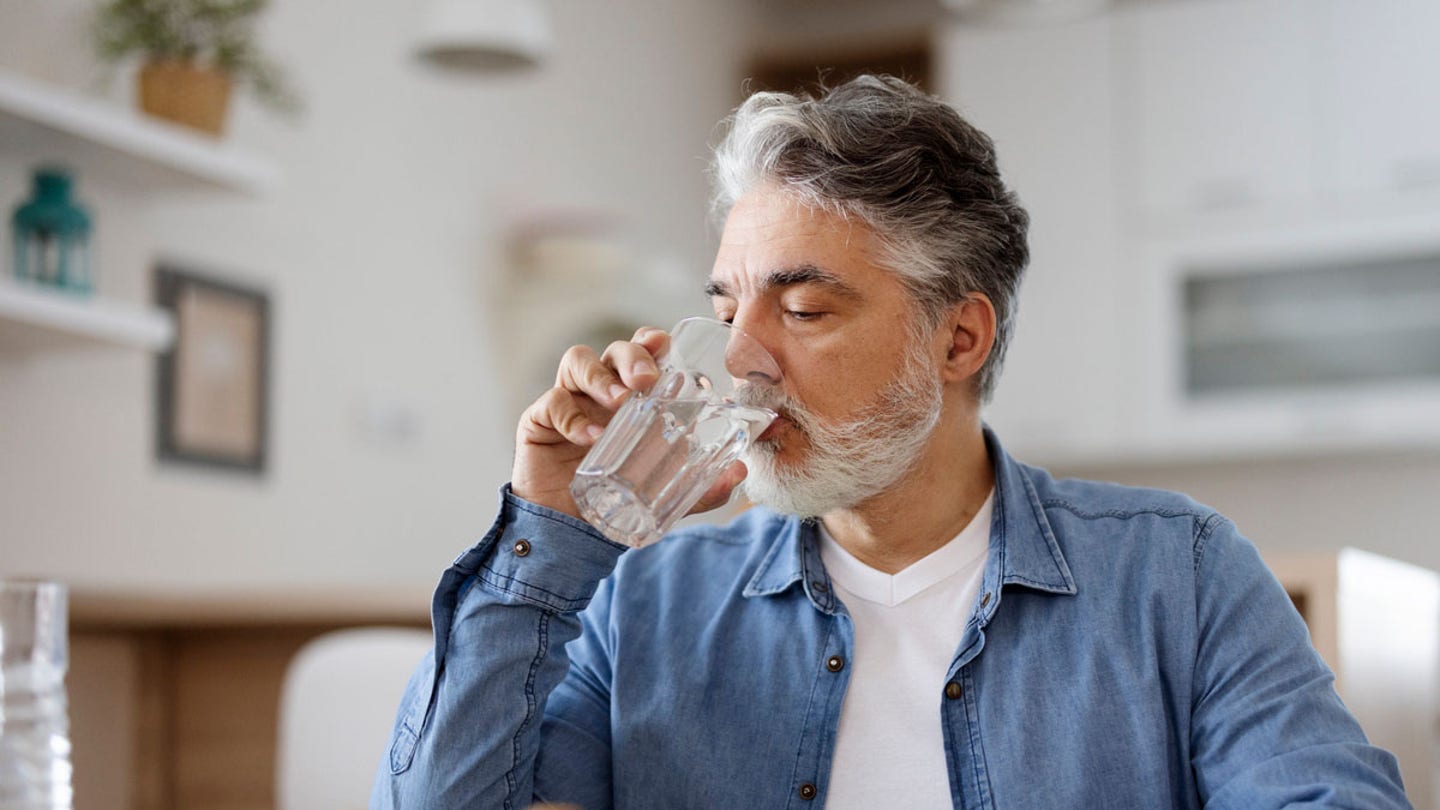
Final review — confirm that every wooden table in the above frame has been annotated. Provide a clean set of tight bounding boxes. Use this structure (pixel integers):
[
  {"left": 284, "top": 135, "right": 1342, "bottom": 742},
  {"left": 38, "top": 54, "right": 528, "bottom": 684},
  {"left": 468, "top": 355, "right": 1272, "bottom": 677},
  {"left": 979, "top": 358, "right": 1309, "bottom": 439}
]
[{"left": 68, "top": 585, "right": 431, "bottom": 810}]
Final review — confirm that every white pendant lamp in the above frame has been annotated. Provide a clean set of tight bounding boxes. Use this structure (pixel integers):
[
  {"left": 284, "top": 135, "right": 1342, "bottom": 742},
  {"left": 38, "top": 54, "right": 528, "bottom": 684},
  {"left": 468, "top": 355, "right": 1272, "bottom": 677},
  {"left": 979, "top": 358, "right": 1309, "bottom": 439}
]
[{"left": 414, "top": 0, "right": 553, "bottom": 72}]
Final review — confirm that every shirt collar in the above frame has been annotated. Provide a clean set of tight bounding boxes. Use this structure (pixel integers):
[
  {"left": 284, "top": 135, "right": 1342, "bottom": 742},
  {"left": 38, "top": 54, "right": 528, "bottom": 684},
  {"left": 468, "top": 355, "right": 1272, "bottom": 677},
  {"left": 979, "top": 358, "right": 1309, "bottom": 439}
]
[
  {"left": 741, "top": 426, "right": 1076, "bottom": 608},
  {"left": 741, "top": 514, "right": 827, "bottom": 604}
]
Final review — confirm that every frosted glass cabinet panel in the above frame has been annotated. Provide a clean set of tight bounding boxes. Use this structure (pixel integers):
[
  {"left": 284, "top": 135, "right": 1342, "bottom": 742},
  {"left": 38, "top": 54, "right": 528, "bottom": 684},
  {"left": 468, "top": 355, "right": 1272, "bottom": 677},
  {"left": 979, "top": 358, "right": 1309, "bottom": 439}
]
[
  {"left": 1135, "top": 219, "right": 1440, "bottom": 458},
  {"left": 1184, "top": 251, "right": 1440, "bottom": 397}
]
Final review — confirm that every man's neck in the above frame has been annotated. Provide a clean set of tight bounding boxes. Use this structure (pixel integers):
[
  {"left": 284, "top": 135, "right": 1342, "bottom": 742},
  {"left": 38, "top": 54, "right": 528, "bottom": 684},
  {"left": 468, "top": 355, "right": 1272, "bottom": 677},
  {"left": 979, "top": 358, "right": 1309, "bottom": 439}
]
[{"left": 819, "top": 416, "right": 993, "bottom": 576}]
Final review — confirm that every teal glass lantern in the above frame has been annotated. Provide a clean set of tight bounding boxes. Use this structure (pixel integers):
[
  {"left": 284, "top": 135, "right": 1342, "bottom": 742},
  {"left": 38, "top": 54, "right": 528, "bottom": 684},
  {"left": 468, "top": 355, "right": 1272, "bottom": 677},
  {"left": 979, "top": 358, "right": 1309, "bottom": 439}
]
[{"left": 10, "top": 167, "right": 93, "bottom": 294}]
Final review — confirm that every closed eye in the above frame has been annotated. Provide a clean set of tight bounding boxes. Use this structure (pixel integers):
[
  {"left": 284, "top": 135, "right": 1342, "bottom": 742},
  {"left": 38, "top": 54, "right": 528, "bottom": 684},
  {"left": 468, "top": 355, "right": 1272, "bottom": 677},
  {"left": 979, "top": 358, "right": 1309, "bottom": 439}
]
[{"left": 786, "top": 310, "right": 823, "bottom": 321}]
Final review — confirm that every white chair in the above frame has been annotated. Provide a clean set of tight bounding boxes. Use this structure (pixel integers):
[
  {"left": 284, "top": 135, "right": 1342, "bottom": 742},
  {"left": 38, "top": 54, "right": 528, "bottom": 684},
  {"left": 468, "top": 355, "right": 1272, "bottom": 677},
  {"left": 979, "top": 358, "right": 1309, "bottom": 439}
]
[{"left": 276, "top": 626, "right": 433, "bottom": 810}]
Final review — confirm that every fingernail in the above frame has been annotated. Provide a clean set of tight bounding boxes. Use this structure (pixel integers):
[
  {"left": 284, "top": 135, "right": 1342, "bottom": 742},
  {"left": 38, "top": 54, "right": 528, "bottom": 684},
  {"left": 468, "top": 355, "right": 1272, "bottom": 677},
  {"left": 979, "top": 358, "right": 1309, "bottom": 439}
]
[
  {"left": 587, "top": 424, "right": 604, "bottom": 439},
  {"left": 632, "top": 362, "right": 653, "bottom": 378},
  {"left": 608, "top": 383, "right": 629, "bottom": 401}
]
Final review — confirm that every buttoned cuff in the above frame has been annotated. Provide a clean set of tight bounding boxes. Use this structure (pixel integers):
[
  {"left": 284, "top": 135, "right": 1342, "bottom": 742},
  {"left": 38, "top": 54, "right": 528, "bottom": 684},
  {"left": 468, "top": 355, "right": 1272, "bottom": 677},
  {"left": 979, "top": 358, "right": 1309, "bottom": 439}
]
[{"left": 458, "top": 484, "right": 628, "bottom": 614}]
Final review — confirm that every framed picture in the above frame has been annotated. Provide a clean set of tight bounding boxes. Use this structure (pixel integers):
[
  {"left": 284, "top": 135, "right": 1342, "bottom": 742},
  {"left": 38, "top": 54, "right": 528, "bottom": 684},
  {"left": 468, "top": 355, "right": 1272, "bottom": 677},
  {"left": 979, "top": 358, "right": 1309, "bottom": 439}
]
[{"left": 154, "top": 264, "right": 270, "bottom": 474}]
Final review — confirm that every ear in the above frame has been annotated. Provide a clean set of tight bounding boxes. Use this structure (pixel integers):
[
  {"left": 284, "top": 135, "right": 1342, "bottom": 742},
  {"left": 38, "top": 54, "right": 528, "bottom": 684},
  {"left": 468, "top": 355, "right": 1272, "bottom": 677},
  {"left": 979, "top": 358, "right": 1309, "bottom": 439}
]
[{"left": 939, "top": 294, "right": 997, "bottom": 387}]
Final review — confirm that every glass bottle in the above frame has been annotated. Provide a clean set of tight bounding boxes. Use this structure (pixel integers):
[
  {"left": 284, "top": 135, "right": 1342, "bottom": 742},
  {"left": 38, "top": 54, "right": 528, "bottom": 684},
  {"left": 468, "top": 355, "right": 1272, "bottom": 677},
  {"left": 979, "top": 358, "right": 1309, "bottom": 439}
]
[
  {"left": 10, "top": 168, "right": 92, "bottom": 294},
  {"left": 0, "top": 580, "right": 73, "bottom": 809}
]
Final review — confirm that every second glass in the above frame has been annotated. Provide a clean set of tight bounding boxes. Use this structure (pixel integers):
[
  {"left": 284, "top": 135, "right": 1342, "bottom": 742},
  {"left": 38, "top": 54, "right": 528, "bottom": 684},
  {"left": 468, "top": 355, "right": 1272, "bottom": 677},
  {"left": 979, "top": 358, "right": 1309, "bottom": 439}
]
[
  {"left": 570, "top": 317, "right": 781, "bottom": 548},
  {"left": 0, "top": 580, "right": 73, "bottom": 809}
]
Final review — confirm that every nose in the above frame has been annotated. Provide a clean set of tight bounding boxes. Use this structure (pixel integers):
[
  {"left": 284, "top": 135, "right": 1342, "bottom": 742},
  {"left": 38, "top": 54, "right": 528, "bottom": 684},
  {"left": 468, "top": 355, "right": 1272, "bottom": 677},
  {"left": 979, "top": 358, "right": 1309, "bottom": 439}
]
[
  {"left": 723, "top": 315, "right": 782, "bottom": 388},
  {"left": 728, "top": 307, "right": 776, "bottom": 359}
]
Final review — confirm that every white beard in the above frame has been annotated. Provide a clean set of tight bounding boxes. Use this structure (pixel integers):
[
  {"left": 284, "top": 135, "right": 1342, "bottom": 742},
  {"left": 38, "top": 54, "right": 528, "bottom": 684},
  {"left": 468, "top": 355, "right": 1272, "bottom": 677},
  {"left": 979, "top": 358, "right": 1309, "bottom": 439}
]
[{"left": 737, "top": 335, "right": 943, "bottom": 518}]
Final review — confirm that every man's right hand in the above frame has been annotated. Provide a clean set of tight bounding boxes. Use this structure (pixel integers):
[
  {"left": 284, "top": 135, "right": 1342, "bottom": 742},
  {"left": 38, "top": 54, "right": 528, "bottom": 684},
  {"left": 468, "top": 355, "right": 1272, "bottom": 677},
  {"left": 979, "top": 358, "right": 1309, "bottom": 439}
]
[{"left": 510, "top": 326, "right": 748, "bottom": 523}]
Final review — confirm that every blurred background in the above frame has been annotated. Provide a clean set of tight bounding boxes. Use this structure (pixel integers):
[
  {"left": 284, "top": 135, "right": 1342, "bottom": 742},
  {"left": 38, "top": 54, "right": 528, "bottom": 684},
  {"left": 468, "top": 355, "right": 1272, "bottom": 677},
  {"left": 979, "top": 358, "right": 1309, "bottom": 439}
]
[{"left": 2, "top": 0, "right": 1439, "bottom": 807}]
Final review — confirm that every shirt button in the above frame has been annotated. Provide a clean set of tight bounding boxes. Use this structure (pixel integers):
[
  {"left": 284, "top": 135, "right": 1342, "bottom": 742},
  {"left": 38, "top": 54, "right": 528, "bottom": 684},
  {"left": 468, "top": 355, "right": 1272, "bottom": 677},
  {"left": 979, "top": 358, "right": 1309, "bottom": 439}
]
[
  {"left": 811, "top": 580, "right": 828, "bottom": 593},
  {"left": 513, "top": 539, "right": 531, "bottom": 557},
  {"left": 981, "top": 591, "right": 992, "bottom": 607},
  {"left": 945, "top": 681, "right": 963, "bottom": 700},
  {"left": 825, "top": 655, "right": 844, "bottom": 672},
  {"left": 799, "top": 783, "right": 817, "bottom": 800}
]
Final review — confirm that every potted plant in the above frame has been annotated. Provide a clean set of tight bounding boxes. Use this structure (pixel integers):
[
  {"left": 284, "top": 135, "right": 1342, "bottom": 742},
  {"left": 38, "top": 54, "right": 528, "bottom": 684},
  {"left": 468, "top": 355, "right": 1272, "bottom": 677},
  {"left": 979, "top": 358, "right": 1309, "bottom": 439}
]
[{"left": 92, "top": 0, "right": 299, "bottom": 136}]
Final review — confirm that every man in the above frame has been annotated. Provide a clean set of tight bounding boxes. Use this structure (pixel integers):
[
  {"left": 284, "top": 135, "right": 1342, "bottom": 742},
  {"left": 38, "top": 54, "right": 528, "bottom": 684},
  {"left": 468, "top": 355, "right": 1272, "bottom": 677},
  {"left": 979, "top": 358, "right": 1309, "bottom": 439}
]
[{"left": 373, "top": 76, "right": 1408, "bottom": 809}]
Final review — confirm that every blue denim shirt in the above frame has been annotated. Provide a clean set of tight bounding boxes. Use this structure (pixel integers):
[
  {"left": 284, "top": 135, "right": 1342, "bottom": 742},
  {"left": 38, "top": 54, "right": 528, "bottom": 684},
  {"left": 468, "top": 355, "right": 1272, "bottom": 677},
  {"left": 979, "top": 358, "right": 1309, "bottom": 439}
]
[{"left": 372, "top": 430, "right": 1408, "bottom": 809}]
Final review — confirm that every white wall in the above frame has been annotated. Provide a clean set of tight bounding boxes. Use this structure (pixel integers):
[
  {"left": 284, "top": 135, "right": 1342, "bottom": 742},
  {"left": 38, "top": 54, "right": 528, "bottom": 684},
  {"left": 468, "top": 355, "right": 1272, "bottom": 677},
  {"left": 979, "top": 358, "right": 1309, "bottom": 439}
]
[
  {"left": 0, "top": 0, "right": 750, "bottom": 589},
  {"left": 5, "top": 0, "right": 1440, "bottom": 595}
]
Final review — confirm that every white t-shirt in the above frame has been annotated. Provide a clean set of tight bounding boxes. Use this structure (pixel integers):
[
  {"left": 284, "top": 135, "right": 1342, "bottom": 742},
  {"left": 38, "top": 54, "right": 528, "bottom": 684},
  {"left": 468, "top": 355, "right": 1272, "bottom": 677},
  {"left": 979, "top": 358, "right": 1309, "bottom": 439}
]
[{"left": 816, "top": 490, "right": 994, "bottom": 809}]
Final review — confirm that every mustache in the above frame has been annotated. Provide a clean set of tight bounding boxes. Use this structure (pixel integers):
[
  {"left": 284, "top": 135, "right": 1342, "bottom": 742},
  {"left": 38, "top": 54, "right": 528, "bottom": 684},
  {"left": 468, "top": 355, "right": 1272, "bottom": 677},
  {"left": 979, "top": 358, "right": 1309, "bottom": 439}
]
[
  {"left": 732, "top": 383, "right": 816, "bottom": 445},
  {"left": 733, "top": 383, "right": 796, "bottom": 418}
]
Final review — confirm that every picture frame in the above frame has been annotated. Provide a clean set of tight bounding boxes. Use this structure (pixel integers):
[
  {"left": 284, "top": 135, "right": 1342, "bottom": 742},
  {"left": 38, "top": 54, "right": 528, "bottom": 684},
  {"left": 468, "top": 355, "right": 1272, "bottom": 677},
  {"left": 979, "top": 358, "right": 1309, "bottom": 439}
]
[{"left": 154, "top": 264, "right": 270, "bottom": 474}]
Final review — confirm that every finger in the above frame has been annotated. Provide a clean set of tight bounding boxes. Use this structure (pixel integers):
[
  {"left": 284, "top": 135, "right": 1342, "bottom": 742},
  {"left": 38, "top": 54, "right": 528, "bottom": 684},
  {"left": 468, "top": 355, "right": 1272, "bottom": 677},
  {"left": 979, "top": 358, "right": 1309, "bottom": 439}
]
[
  {"left": 631, "top": 325, "right": 671, "bottom": 355},
  {"left": 630, "top": 327, "right": 671, "bottom": 375},
  {"left": 688, "top": 460, "right": 748, "bottom": 515},
  {"left": 555, "top": 344, "right": 631, "bottom": 409},
  {"left": 520, "top": 386, "right": 606, "bottom": 447},
  {"left": 599, "top": 338, "right": 664, "bottom": 393}
]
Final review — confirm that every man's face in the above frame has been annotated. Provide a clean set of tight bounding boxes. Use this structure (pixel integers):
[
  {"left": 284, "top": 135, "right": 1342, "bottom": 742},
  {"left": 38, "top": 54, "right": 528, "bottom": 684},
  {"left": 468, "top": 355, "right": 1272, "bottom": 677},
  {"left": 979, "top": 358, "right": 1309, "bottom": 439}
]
[{"left": 707, "top": 187, "right": 945, "bottom": 515}]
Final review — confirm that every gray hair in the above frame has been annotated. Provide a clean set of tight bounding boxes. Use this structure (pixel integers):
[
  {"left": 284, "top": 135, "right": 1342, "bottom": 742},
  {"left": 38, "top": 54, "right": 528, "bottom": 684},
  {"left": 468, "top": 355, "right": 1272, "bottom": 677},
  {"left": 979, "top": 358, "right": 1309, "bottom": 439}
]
[{"left": 709, "top": 74, "right": 1030, "bottom": 403}]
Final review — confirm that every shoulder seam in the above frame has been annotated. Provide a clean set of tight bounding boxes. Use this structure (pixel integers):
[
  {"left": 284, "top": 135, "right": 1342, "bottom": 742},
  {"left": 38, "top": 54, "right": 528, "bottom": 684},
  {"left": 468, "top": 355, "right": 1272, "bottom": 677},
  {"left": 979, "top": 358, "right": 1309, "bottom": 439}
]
[
  {"left": 1191, "top": 511, "right": 1226, "bottom": 573},
  {"left": 1041, "top": 498, "right": 1209, "bottom": 523}
]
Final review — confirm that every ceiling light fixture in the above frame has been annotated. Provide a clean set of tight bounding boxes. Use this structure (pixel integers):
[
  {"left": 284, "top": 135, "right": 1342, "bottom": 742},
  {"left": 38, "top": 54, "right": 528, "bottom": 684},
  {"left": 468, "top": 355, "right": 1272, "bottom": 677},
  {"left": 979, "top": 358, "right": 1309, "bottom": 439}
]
[
  {"left": 414, "top": 0, "right": 553, "bottom": 72},
  {"left": 943, "top": 0, "right": 1113, "bottom": 26}
]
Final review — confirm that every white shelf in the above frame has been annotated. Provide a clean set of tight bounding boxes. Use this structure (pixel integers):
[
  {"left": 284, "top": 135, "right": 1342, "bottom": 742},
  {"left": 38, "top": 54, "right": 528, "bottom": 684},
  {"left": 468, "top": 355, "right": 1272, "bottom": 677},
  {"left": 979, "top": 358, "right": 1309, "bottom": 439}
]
[
  {"left": 0, "top": 67, "right": 279, "bottom": 195},
  {"left": 0, "top": 280, "right": 173, "bottom": 351}
]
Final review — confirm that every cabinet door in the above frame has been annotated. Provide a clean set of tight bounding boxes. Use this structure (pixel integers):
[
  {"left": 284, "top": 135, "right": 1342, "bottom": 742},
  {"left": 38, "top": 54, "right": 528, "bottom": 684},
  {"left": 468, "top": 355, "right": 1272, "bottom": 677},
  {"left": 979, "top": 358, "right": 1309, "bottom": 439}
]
[
  {"left": 938, "top": 17, "right": 1123, "bottom": 459},
  {"left": 1321, "top": 0, "right": 1440, "bottom": 196},
  {"left": 1119, "top": 0, "right": 1318, "bottom": 219}
]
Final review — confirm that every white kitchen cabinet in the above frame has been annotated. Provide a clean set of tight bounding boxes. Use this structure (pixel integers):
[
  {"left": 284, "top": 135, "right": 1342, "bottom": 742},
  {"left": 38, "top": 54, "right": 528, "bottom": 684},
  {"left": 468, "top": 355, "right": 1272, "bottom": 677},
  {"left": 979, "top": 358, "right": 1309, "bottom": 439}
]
[
  {"left": 1116, "top": 0, "right": 1318, "bottom": 221},
  {"left": 1132, "top": 212, "right": 1440, "bottom": 461},
  {"left": 1319, "top": 0, "right": 1440, "bottom": 198},
  {"left": 925, "top": 0, "right": 1440, "bottom": 466},
  {"left": 937, "top": 17, "right": 1125, "bottom": 461}
]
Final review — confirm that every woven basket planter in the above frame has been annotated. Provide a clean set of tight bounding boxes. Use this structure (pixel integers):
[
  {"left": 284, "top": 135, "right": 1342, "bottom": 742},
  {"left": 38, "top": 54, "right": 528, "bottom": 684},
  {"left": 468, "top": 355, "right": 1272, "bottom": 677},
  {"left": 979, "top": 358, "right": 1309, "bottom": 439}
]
[{"left": 137, "top": 61, "right": 232, "bottom": 136}]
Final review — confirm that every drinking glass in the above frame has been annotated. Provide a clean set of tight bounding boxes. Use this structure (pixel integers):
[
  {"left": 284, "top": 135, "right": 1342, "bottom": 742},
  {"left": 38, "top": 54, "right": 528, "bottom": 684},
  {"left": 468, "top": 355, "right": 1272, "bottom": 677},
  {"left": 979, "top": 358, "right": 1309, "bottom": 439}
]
[
  {"left": 570, "top": 317, "right": 781, "bottom": 547},
  {"left": 0, "top": 580, "right": 73, "bottom": 809}
]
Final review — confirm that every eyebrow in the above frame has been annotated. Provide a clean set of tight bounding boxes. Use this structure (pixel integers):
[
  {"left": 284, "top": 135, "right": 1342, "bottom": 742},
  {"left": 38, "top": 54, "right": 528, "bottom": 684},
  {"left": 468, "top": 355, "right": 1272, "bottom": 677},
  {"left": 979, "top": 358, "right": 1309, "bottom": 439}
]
[{"left": 705, "top": 264, "right": 862, "bottom": 300}]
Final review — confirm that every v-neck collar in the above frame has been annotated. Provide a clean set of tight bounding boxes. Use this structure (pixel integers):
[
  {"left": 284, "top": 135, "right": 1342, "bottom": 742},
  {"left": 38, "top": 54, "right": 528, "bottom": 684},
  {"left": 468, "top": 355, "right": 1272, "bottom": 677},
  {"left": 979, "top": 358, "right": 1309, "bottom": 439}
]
[{"left": 817, "top": 490, "right": 993, "bottom": 607}]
